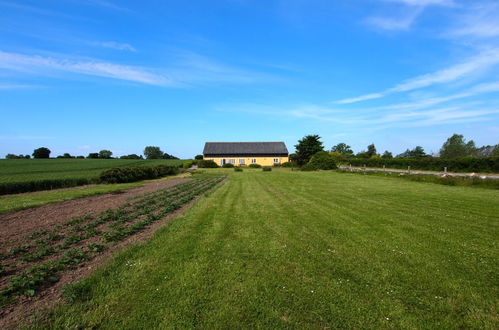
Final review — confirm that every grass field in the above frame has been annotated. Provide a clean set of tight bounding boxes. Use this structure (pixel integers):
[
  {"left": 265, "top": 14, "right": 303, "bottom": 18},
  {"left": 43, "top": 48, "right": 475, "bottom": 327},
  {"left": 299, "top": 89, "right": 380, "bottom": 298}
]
[
  {"left": 33, "top": 169, "right": 498, "bottom": 329},
  {"left": 0, "top": 159, "right": 184, "bottom": 183}
]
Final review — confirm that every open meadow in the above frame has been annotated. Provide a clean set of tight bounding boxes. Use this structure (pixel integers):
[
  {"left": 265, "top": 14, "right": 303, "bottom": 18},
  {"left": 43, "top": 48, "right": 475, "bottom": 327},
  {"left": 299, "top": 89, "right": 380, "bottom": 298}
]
[{"left": 27, "top": 169, "right": 498, "bottom": 329}]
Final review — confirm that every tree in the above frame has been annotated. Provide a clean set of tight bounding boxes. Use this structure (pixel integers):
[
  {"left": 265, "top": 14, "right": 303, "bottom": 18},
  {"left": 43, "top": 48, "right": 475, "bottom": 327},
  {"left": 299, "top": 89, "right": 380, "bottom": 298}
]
[
  {"left": 294, "top": 135, "right": 324, "bottom": 165},
  {"left": 440, "top": 134, "right": 476, "bottom": 158},
  {"left": 381, "top": 151, "right": 393, "bottom": 159},
  {"left": 302, "top": 151, "right": 338, "bottom": 171},
  {"left": 397, "top": 146, "right": 426, "bottom": 158},
  {"left": 143, "top": 146, "right": 164, "bottom": 159},
  {"left": 33, "top": 147, "right": 51, "bottom": 159},
  {"left": 87, "top": 153, "right": 99, "bottom": 159},
  {"left": 99, "top": 150, "right": 113, "bottom": 159},
  {"left": 6, "top": 154, "right": 19, "bottom": 159},
  {"left": 331, "top": 143, "right": 354, "bottom": 156},
  {"left": 194, "top": 154, "right": 204, "bottom": 160},
  {"left": 162, "top": 152, "right": 178, "bottom": 160},
  {"left": 366, "top": 144, "right": 377, "bottom": 158}
]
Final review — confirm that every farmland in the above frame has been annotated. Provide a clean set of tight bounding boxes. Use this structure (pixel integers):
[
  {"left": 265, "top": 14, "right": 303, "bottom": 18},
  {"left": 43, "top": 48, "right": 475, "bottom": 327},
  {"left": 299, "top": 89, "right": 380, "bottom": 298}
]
[
  {"left": 22, "top": 169, "right": 498, "bottom": 329},
  {"left": 0, "top": 159, "right": 183, "bottom": 184}
]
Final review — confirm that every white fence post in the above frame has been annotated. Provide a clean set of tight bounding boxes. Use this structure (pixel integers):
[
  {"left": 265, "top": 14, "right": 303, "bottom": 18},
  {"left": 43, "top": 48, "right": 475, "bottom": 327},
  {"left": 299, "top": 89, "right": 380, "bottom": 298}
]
[
  {"left": 444, "top": 167, "right": 447, "bottom": 173},
  {"left": 363, "top": 164, "right": 366, "bottom": 175},
  {"left": 408, "top": 166, "right": 411, "bottom": 174}
]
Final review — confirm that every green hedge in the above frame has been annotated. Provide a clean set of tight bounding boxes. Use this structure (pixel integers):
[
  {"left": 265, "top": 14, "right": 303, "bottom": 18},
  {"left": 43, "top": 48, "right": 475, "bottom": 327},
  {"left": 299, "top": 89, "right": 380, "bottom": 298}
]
[
  {"left": 99, "top": 165, "right": 180, "bottom": 184},
  {"left": 346, "top": 157, "right": 499, "bottom": 173},
  {"left": 0, "top": 178, "right": 93, "bottom": 195}
]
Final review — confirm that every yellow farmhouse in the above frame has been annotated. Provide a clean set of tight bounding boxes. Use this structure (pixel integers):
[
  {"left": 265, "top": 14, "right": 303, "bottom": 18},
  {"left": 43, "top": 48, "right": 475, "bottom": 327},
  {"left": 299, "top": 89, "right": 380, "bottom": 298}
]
[{"left": 203, "top": 142, "right": 289, "bottom": 167}]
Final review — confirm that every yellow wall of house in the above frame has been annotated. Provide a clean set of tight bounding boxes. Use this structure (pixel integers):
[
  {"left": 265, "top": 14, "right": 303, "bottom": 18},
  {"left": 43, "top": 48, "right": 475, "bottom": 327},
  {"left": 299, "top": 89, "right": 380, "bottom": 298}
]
[{"left": 205, "top": 156, "right": 288, "bottom": 166}]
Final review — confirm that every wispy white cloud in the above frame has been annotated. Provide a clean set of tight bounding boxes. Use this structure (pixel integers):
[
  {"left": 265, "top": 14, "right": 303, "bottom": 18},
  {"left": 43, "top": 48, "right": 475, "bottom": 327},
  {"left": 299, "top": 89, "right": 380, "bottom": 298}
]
[
  {"left": 445, "top": 2, "right": 499, "bottom": 39},
  {"left": 0, "top": 50, "right": 172, "bottom": 86},
  {"left": 0, "top": 83, "right": 37, "bottom": 90},
  {"left": 337, "top": 48, "right": 499, "bottom": 103},
  {"left": 90, "top": 41, "right": 136, "bottom": 52},
  {"left": 0, "top": 50, "right": 276, "bottom": 87},
  {"left": 366, "top": 0, "right": 454, "bottom": 31}
]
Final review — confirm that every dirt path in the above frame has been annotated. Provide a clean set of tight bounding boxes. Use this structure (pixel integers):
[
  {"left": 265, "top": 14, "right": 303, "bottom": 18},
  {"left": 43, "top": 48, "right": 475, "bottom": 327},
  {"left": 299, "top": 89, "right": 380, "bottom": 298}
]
[{"left": 0, "top": 178, "right": 188, "bottom": 245}]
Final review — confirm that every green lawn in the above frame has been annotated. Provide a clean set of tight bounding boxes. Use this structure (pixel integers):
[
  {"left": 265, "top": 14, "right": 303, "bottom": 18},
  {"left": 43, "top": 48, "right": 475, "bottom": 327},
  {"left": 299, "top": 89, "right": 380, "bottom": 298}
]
[
  {"left": 0, "top": 159, "right": 183, "bottom": 183},
  {"left": 34, "top": 169, "right": 499, "bottom": 329}
]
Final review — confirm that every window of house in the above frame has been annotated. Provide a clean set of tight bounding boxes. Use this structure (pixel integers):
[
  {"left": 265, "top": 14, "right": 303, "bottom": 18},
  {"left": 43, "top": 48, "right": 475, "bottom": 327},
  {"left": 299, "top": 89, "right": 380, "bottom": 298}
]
[
  {"left": 251, "top": 158, "right": 257, "bottom": 164},
  {"left": 273, "top": 158, "right": 279, "bottom": 163},
  {"left": 239, "top": 159, "right": 245, "bottom": 165},
  {"left": 229, "top": 159, "right": 235, "bottom": 164}
]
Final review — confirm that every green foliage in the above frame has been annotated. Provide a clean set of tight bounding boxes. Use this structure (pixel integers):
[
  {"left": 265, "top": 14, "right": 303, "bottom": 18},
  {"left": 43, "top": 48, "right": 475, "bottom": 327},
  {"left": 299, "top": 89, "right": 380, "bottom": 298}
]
[
  {"left": 366, "top": 144, "right": 377, "bottom": 158},
  {"left": 331, "top": 143, "right": 354, "bottom": 156},
  {"left": 281, "top": 161, "right": 295, "bottom": 168},
  {"left": 33, "top": 147, "right": 51, "bottom": 159},
  {"left": 61, "top": 281, "right": 93, "bottom": 304},
  {"left": 120, "top": 154, "right": 142, "bottom": 159},
  {"left": 381, "top": 151, "right": 393, "bottom": 158},
  {"left": 347, "top": 156, "right": 499, "bottom": 173},
  {"left": 262, "top": 167, "right": 272, "bottom": 171},
  {"left": 194, "top": 154, "right": 204, "bottom": 160},
  {"left": 397, "top": 146, "right": 426, "bottom": 158},
  {"left": 301, "top": 151, "right": 338, "bottom": 171},
  {"left": 248, "top": 163, "right": 261, "bottom": 168},
  {"left": 197, "top": 160, "right": 218, "bottom": 168},
  {"left": 294, "top": 135, "right": 324, "bottom": 165},
  {"left": 0, "top": 178, "right": 92, "bottom": 195},
  {"left": 234, "top": 167, "right": 243, "bottom": 172},
  {"left": 440, "top": 134, "right": 476, "bottom": 159},
  {"left": 183, "top": 159, "right": 196, "bottom": 169},
  {"left": 99, "top": 165, "right": 179, "bottom": 184},
  {"left": 222, "top": 163, "right": 234, "bottom": 168},
  {"left": 6, "top": 154, "right": 30, "bottom": 159},
  {"left": 87, "top": 153, "right": 99, "bottom": 159},
  {"left": 143, "top": 146, "right": 164, "bottom": 159},
  {"left": 98, "top": 150, "right": 113, "bottom": 159}
]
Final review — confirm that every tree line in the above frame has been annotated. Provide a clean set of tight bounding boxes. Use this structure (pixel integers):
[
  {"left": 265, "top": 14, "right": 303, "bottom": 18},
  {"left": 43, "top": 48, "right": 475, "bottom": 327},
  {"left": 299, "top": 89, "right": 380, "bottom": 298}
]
[
  {"left": 291, "top": 133, "right": 499, "bottom": 165},
  {"left": 4, "top": 146, "right": 178, "bottom": 160}
]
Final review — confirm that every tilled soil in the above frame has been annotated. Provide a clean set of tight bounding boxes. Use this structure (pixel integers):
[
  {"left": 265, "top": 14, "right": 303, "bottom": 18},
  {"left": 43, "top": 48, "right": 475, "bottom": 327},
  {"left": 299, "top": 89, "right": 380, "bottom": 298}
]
[
  {"left": 0, "top": 176, "right": 226, "bottom": 329},
  {"left": 0, "top": 178, "right": 188, "bottom": 245}
]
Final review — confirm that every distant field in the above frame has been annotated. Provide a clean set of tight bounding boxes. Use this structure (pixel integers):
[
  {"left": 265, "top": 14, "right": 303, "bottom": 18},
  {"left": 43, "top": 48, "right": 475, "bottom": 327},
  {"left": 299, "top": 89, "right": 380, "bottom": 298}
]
[
  {"left": 0, "top": 159, "right": 184, "bottom": 184},
  {"left": 39, "top": 169, "right": 499, "bottom": 329}
]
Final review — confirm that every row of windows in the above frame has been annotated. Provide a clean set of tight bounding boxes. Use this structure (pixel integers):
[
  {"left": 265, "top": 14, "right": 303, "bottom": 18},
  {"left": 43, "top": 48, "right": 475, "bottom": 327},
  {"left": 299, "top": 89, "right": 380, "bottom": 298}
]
[{"left": 220, "top": 158, "right": 280, "bottom": 165}]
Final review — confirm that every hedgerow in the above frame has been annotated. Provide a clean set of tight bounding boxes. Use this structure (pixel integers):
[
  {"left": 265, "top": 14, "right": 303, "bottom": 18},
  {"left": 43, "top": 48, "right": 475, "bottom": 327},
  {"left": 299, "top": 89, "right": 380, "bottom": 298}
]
[
  {"left": 346, "top": 156, "right": 499, "bottom": 173},
  {"left": 0, "top": 178, "right": 93, "bottom": 195},
  {"left": 99, "top": 165, "right": 180, "bottom": 183}
]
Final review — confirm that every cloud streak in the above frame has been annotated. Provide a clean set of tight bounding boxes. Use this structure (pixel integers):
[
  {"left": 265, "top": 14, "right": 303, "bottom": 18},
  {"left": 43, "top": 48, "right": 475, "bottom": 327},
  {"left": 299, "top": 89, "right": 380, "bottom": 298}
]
[
  {"left": 337, "top": 48, "right": 499, "bottom": 103},
  {"left": 90, "top": 41, "right": 136, "bottom": 52}
]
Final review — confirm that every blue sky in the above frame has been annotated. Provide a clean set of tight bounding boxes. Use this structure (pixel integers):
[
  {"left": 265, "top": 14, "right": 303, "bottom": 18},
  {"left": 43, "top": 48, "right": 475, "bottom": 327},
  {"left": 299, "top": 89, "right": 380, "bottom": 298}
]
[{"left": 1, "top": 0, "right": 498, "bottom": 158}]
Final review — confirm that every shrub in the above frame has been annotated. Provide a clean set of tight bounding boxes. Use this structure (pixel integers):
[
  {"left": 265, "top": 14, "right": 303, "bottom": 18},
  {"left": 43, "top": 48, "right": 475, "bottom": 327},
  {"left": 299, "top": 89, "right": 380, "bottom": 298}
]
[
  {"left": 99, "top": 165, "right": 179, "bottom": 184},
  {"left": 183, "top": 159, "right": 196, "bottom": 169},
  {"left": 0, "top": 178, "right": 93, "bottom": 195},
  {"left": 222, "top": 163, "right": 234, "bottom": 168},
  {"left": 234, "top": 167, "right": 243, "bottom": 172},
  {"left": 281, "top": 162, "right": 295, "bottom": 168},
  {"left": 194, "top": 154, "right": 204, "bottom": 160},
  {"left": 197, "top": 160, "right": 218, "bottom": 168},
  {"left": 248, "top": 164, "right": 261, "bottom": 168},
  {"left": 262, "top": 167, "right": 272, "bottom": 172},
  {"left": 302, "top": 151, "right": 338, "bottom": 171}
]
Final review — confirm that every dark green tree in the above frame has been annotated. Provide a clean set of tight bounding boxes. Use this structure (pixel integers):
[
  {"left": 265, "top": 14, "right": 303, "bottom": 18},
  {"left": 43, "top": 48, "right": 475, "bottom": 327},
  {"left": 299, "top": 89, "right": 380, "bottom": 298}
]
[
  {"left": 87, "top": 153, "right": 99, "bottom": 159},
  {"left": 366, "top": 144, "right": 377, "bottom": 158},
  {"left": 32, "top": 147, "right": 51, "bottom": 159},
  {"left": 294, "top": 135, "right": 324, "bottom": 165},
  {"left": 440, "top": 134, "right": 476, "bottom": 158},
  {"left": 381, "top": 151, "right": 393, "bottom": 158},
  {"left": 143, "top": 146, "right": 164, "bottom": 159},
  {"left": 194, "top": 154, "right": 204, "bottom": 160},
  {"left": 331, "top": 143, "right": 354, "bottom": 156},
  {"left": 99, "top": 150, "right": 113, "bottom": 159}
]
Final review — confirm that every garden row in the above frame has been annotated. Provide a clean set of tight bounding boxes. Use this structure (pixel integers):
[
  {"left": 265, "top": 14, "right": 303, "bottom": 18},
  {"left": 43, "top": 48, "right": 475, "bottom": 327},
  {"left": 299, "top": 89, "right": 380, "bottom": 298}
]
[
  {"left": 346, "top": 156, "right": 499, "bottom": 173},
  {"left": 0, "top": 164, "right": 181, "bottom": 195},
  {"left": 0, "top": 176, "right": 225, "bottom": 306}
]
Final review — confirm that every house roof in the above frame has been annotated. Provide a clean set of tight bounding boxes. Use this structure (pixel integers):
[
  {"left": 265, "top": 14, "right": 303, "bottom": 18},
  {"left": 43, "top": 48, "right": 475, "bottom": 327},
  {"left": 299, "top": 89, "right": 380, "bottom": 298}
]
[{"left": 203, "top": 142, "right": 289, "bottom": 156}]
